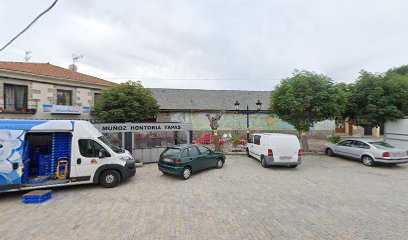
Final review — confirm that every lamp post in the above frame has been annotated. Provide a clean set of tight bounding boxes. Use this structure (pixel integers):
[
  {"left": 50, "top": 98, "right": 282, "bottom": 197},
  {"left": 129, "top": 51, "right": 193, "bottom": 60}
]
[{"left": 234, "top": 100, "right": 262, "bottom": 140}]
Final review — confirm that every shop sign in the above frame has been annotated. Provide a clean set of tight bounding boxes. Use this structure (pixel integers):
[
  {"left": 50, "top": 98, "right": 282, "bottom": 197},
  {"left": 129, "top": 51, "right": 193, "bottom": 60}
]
[
  {"left": 94, "top": 123, "right": 193, "bottom": 132},
  {"left": 43, "top": 104, "right": 90, "bottom": 115}
]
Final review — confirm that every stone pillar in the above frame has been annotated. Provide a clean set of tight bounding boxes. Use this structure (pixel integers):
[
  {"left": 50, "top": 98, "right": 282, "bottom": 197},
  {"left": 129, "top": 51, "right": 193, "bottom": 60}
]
[{"left": 372, "top": 126, "right": 380, "bottom": 137}]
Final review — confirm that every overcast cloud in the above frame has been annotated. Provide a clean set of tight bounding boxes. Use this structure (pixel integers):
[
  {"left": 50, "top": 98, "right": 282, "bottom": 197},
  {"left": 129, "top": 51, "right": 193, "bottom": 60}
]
[{"left": 1, "top": 0, "right": 408, "bottom": 90}]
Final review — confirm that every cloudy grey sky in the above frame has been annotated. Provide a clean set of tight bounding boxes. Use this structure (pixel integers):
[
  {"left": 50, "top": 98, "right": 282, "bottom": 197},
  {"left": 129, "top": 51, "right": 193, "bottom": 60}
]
[{"left": 1, "top": 0, "right": 407, "bottom": 90}]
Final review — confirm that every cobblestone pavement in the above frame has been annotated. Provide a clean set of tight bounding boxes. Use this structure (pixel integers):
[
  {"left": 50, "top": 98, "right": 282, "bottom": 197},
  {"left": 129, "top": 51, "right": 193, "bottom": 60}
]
[{"left": 1, "top": 155, "right": 408, "bottom": 240}]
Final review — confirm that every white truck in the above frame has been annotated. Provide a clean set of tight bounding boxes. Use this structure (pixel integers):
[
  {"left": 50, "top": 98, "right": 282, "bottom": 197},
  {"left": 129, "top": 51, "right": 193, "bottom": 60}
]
[
  {"left": 0, "top": 120, "right": 136, "bottom": 193},
  {"left": 385, "top": 118, "right": 408, "bottom": 150},
  {"left": 246, "top": 133, "right": 302, "bottom": 168}
]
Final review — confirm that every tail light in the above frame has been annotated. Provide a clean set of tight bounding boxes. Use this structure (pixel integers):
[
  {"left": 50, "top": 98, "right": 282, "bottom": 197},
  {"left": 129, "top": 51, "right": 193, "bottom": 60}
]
[
  {"left": 382, "top": 152, "right": 390, "bottom": 158},
  {"left": 298, "top": 149, "right": 302, "bottom": 157},
  {"left": 159, "top": 155, "right": 163, "bottom": 160},
  {"left": 174, "top": 159, "right": 182, "bottom": 163},
  {"left": 268, "top": 149, "right": 273, "bottom": 157}
]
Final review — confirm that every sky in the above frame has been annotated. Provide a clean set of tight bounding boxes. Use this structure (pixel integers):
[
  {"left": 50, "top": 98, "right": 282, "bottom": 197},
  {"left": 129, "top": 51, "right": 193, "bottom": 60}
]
[{"left": 1, "top": 0, "right": 408, "bottom": 90}]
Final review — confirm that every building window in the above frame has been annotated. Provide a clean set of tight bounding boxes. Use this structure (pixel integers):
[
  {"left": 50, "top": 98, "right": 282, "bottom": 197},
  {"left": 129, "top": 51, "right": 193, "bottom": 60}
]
[
  {"left": 57, "top": 89, "right": 72, "bottom": 105},
  {"left": 4, "top": 84, "right": 28, "bottom": 111}
]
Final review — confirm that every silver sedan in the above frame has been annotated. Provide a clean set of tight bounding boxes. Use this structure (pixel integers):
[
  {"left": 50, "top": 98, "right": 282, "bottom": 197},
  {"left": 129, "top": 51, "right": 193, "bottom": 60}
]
[{"left": 324, "top": 139, "right": 408, "bottom": 166}]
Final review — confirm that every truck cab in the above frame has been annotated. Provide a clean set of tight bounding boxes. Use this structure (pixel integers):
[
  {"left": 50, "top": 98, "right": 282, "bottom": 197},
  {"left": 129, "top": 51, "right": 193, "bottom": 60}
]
[{"left": 0, "top": 120, "right": 135, "bottom": 193}]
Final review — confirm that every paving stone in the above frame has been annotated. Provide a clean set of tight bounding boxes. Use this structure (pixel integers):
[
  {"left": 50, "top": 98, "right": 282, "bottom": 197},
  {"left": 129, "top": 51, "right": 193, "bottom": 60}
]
[{"left": 0, "top": 155, "right": 407, "bottom": 239}]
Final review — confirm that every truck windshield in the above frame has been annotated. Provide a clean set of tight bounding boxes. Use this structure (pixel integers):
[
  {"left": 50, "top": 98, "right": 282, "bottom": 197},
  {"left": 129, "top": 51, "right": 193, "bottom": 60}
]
[{"left": 98, "top": 136, "right": 125, "bottom": 153}]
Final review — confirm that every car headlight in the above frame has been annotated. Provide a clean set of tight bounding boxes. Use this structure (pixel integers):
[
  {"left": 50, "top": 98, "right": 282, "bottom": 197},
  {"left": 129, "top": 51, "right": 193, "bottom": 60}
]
[{"left": 119, "top": 156, "right": 133, "bottom": 162}]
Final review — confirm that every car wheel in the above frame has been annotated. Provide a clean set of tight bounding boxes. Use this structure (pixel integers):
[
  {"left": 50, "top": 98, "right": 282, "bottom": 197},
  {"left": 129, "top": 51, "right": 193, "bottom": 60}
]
[
  {"left": 289, "top": 165, "right": 298, "bottom": 168},
  {"left": 362, "top": 155, "right": 375, "bottom": 167},
  {"left": 261, "top": 156, "right": 267, "bottom": 168},
  {"left": 181, "top": 167, "right": 191, "bottom": 180},
  {"left": 100, "top": 170, "right": 121, "bottom": 188},
  {"left": 161, "top": 171, "right": 168, "bottom": 175},
  {"left": 216, "top": 159, "right": 224, "bottom": 169},
  {"left": 246, "top": 148, "right": 250, "bottom": 157},
  {"left": 326, "top": 148, "right": 334, "bottom": 157}
]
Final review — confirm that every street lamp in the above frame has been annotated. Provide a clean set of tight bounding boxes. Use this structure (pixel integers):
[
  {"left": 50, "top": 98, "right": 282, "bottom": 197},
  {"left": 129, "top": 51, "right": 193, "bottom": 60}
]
[{"left": 234, "top": 100, "right": 262, "bottom": 140}]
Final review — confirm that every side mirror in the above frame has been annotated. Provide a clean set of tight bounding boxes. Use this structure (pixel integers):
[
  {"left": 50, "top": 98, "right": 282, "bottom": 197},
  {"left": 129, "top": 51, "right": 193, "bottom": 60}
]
[{"left": 99, "top": 149, "right": 107, "bottom": 158}]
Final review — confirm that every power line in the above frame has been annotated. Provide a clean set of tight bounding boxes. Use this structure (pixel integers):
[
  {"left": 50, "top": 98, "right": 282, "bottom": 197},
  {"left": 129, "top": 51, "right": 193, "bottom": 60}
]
[{"left": 0, "top": 0, "right": 59, "bottom": 52}]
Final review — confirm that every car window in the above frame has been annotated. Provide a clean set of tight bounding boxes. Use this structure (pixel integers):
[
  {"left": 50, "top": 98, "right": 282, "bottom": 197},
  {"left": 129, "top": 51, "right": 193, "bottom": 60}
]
[
  {"left": 189, "top": 147, "right": 200, "bottom": 157},
  {"left": 248, "top": 135, "right": 254, "bottom": 144},
  {"left": 162, "top": 148, "right": 181, "bottom": 157},
  {"left": 181, "top": 149, "right": 188, "bottom": 158},
  {"left": 338, "top": 140, "right": 353, "bottom": 147},
  {"left": 254, "top": 135, "right": 261, "bottom": 145},
  {"left": 197, "top": 146, "right": 211, "bottom": 155},
  {"left": 79, "top": 139, "right": 110, "bottom": 157},
  {"left": 369, "top": 141, "right": 395, "bottom": 149},
  {"left": 352, "top": 141, "right": 370, "bottom": 149}
]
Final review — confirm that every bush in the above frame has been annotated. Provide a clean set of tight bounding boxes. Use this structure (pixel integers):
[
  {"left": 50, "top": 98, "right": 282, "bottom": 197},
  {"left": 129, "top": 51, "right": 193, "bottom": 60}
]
[
  {"left": 135, "top": 159, "right": 142, "bottom": 163},
  {"left": 327, "top": 134, "right": 341, "bottom": 144},
  {"left": 232, "top": 135, "right": 241, "bottom": 147}
]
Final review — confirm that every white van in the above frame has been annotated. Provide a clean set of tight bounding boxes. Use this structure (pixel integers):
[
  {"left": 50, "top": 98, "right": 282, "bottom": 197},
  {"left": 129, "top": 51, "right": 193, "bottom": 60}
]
[
  {"left": 246, "top": 133, "right": 302, "bottom": 168},
  {"left": 0, "top": 120, "right": 136, "bottom": 193}
]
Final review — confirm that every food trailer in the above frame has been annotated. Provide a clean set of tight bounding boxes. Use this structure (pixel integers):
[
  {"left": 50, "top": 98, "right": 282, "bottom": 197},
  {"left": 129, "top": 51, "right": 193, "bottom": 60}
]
[{"left": 94, "top": 122, "right": 193, "bottom": 163}]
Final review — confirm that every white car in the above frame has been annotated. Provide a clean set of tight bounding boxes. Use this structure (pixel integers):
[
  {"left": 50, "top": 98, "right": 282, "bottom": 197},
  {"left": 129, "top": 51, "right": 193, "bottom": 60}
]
[
  {"left": 324, "top": 139, "right": 408, "bottom": 166},
  {"left": 246, "top": 133, "right": 302, "bottom": 168}
]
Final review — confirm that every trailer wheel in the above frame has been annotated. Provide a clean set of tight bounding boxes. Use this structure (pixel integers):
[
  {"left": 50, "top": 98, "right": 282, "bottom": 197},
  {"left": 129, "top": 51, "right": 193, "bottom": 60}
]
[{"left": 100, "top": 170, "right": 121, "bottom": 188}]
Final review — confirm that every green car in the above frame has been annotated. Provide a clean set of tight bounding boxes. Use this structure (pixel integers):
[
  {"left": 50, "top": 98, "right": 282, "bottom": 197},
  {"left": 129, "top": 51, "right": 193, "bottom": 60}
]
[{"left": 158, "top": 144, "right": 226, "bottom": 180}]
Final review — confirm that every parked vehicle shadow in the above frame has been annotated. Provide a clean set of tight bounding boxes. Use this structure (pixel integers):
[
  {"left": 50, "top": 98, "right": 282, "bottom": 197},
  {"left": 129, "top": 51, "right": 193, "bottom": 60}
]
[
  {"left": 0, "top": 179, "right": 139, "bottom": 201},
  {"left": 246, "top": 155, "right": 299, "bottom": 171},
  {"left": 330, "top": 155, "right": 408, "bottom": 170}
]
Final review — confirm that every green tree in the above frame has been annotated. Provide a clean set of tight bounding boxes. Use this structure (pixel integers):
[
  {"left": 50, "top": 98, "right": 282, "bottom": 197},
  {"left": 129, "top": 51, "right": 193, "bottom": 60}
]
[
  {"left": 335, "top": 82, "right": 356, "bottom": 126},
  {"left": 350, "top": 70, "right": 408, "bottom": 129},
  {"left": 270, "top": 70, "right": 341, "bottom": 151},
  {"left": 91, "top": 81, "right": 160, "bottom": 123}
]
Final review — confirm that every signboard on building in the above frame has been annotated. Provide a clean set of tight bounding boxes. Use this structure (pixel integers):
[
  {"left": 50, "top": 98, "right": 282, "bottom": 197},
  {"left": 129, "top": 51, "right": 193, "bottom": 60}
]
[
  {"left": 43, "top": 104, "right": 91, "bottom": 115},
  {"left": 94, "top": 122, "right": 193, "bottom": 133}
]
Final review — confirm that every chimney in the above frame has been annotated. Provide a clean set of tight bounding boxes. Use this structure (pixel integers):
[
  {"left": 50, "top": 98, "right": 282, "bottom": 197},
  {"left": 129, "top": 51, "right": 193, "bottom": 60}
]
[{"left": 69, "top": 64, "right": 77, "bottom": 72}]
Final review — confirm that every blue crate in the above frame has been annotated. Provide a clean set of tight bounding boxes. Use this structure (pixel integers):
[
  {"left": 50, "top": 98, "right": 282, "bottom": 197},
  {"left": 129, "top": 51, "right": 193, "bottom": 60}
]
[
  {"left": 22, "top": 190, "right": 52, "bottom": 204},
  {"left": 51, "top": 133, "right": 72, "bottom": 176}
]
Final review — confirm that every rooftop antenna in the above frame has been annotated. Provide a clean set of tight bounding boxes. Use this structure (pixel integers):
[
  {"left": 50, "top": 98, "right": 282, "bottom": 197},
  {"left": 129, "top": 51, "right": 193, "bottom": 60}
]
[
  {"left": 72, "top": 53, "right": 83, "bottom": 65},
  {"left": 24, "top": 51, "right": 31, "bottom": 62},
  {"left": 69, "top": 53, "right": 83, "bottom": 71}
]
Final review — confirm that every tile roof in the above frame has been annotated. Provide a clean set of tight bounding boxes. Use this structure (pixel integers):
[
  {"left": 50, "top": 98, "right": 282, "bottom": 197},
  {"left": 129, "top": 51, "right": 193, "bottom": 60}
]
[
  {"left": 0, "top": 61, "right": 114, "bottom": 86},
  {"left": 150, "top": 88, "right": 271, "bottom": 111}
]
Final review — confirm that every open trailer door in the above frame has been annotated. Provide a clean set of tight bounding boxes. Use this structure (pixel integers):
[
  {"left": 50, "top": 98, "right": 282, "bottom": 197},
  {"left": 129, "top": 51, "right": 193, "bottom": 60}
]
[{"left": 0, "top": 130, "right": 25, "bottom": 192}]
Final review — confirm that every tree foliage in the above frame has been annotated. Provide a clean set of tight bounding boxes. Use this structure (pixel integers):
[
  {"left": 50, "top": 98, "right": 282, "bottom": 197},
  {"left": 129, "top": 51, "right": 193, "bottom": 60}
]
[
  {"left": 270, "top": 70, "right": 341, "bottom": 151},
  {"left": 350, "top": 69, "right": 408, "bottom": 128},
  {"left": 270, "top": 70, "right": 341, "bottom": 132},
  {"left": 91, "top": 81, "right": 160, "bottom": 123},
  {"left": 335, "top": 82, "right": 356, "bottom": 123}
]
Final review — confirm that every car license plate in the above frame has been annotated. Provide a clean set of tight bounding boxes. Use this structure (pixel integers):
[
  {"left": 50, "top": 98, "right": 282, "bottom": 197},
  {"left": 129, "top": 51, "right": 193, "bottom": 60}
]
[
  {"left": 392, "top": 152, "right": 404, "bottom": 157},
  {"left": 163, "top": 158, "right": 173, "bottom": 162},
  {"left": 280, "top": 156, "right": 292, "bottom": 161}
]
